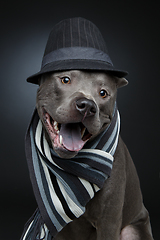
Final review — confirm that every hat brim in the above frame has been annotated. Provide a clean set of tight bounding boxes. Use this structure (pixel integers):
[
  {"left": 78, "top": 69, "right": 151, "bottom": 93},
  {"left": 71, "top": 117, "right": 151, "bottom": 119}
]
[{"left": 27, "top": 59, "right": 128, "bottom": 84}]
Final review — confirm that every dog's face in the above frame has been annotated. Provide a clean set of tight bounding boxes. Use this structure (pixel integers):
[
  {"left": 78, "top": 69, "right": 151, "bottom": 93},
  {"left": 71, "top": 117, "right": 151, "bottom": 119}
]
[{"left": 36, "top": 70, "right": 127, "bottom": 158}]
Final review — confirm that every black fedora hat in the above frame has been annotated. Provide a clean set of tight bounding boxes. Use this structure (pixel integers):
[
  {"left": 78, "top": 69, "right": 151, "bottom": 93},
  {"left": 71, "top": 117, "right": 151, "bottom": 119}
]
[{"left": 27, "top": 17, "right": 128, "bottom": 84}]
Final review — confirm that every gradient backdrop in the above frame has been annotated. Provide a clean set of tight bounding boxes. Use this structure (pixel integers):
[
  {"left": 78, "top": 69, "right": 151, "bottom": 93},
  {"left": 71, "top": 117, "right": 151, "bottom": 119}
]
[{"left": 1, "top": 1, "right": 159, "bottom": 239}]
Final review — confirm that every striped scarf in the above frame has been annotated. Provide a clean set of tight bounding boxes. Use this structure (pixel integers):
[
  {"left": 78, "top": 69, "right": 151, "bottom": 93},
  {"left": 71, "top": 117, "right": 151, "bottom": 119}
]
[{"left": 21, "top": 105, "right": 120, "bottom": 240}]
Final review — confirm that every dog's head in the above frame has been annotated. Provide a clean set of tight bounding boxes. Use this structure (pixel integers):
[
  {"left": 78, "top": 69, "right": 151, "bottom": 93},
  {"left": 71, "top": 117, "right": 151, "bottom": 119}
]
[{"left": 36, "top": 70, "right": 128, "bottom": 158}]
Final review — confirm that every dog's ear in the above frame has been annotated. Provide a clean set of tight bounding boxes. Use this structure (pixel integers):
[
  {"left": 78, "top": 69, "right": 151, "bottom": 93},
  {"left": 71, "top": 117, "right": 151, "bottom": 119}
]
[{"left": 115, "top": 77, "right": 128, "bottom": 88}]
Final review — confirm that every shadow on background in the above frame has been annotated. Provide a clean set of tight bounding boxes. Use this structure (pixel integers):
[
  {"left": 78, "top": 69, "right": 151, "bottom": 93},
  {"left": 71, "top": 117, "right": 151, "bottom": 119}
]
[{"left": 1, "top": 1, "right": 159, "bottom": 239}]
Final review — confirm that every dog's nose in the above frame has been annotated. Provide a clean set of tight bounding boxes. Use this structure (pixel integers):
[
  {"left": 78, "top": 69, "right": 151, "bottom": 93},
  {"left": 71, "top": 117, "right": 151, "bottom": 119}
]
[{"left": 76, "top": 98, "right": 97, "bottom": 117}]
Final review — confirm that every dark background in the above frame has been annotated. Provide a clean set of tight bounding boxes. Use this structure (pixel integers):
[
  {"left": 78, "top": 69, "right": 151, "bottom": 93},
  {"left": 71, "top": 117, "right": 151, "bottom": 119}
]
[{"left": 1, "top": 1, "right": 159, "bottom": 239}]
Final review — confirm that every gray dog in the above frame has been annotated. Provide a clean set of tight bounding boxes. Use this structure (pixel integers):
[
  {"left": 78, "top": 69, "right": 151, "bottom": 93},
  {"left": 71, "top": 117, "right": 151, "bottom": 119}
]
[{"left": 21, "top": 18, "right": 154, "bottom": 240}]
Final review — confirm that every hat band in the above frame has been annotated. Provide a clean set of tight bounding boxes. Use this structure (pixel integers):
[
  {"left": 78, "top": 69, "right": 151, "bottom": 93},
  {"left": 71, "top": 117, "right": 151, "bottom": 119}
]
[{"left": 41, "top": 47, "right": 113, "bottom": 68}]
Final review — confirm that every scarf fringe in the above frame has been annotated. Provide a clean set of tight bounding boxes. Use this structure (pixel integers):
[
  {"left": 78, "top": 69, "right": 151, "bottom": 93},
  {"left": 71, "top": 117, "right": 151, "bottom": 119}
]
[{"left": 20, "top": 209, "right": 52, "bottom": 240}]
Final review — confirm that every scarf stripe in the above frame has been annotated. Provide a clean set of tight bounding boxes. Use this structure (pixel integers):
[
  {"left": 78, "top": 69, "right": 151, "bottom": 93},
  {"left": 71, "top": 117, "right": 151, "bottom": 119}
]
[
  {"left": 49, "top": 173, "right": 77, "bottom": 220},
  {"left": 21, "top": 104, "right": 120, "bottom": 240}
]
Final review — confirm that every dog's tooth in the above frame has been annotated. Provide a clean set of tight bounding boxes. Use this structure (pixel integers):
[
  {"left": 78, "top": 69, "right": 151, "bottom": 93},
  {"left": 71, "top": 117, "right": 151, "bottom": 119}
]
[
  {"left": 81, "top": 127, "right": 86, "bottom": 138},
  {"left": 53, "top": 121, "right": 57, "bottom": 127},
  {"left": 54, "top": 121, "right": 59, "bottom": 131},
  {"left": 59, "top": 135, "right": 63, "bottom": 145}
]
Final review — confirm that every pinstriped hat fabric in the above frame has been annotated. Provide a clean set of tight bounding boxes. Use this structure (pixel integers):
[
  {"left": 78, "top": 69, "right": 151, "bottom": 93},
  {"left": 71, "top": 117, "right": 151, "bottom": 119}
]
[
  {"left": 43, "top": 17, "right": 108, "bottom": 54},
  {"left": 27, "top": 17, "right": 128, "bottom": 84}
]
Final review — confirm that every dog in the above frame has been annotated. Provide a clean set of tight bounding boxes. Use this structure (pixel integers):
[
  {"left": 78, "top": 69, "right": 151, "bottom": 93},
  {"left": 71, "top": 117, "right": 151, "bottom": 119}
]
[
  {"left": 35, "top": 70, "right": 153, "bottom": 240},
  {"left": 21, "top": 18, "right": 154, "bottom": 240}
]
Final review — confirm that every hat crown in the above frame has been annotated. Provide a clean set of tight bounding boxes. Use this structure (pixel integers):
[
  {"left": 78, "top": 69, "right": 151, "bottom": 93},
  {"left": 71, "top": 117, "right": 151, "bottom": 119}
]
[{"left": 44, "top": 17, "right": 108, "bottom": 56}]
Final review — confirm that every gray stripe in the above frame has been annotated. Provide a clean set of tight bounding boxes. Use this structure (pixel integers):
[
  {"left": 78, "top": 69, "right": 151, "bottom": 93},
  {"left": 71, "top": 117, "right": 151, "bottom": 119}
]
[
  {"left": 75, "top": 154, "right": 112, "bottom": 169},
  {"left": 42, "top": 47, "right": 113, "bottom": 68},
  {"left": 81, "top": 163, "right": 108, "bottom": 179}
]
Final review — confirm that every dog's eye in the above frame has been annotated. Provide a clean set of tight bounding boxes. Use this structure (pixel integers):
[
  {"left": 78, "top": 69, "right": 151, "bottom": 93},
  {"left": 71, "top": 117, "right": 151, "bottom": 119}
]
[
  {"left": 99, "top": 89, "right": 108, "bottom": 98},
  {"left": 61, "top": 77, "right": 71, "bottom": 84}
]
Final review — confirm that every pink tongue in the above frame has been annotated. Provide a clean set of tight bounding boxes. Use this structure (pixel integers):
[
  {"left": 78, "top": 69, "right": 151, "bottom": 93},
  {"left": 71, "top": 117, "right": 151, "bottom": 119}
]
[{"left": 59, "top": 123, "right": 85, "bottom": 152}]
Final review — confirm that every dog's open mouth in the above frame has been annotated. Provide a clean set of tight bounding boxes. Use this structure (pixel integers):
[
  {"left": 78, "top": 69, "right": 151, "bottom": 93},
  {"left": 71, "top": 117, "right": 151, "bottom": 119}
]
[{"left": 43, "top": 110, "right": 92, "bottom": 152}]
